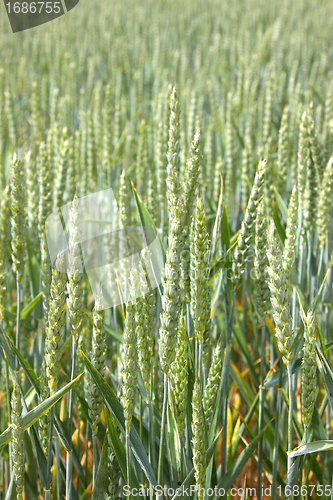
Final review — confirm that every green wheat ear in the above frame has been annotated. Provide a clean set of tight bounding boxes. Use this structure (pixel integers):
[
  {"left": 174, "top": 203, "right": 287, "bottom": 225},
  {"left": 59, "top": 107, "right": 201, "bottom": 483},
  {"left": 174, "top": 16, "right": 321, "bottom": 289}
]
[
  {"left": 181, "top": 130, "right": 202, "bottom": 302},
  {"left": 121, "top": 270, "right": 139, "bottom": 431},
  {"left": 224, "top": 93, "right": 235, "bottom": 218},
  {"left": 136, "top": 248, "right": 156, "bottom": 399},
  {"left": 192, "top": 381, "right": 206, "bottom": 500},
  {"left": 254, "top": 200, "right": 270, "bottom": 321},
  {"left": 45, "top": 251, "right": 67, "bottom": 394},
  {"left": 283, "top": 184, "right": 298, "bottom": 283},
  {"left": 297, "top": 111, "right": 308, "bottom": 212},
  {"left": 67, "top": 191, "right": 84, "bottom": 338},
  {"left": 318, "top": 157, "right": 333, "bottom": 250},
  {"left": 267, "top": 219, "right": 294, "bottom": 364},
  {"left": 307, "top": 105, "right": 326, "bottom": 180},
  {"left": 0, "top": 255, "right": 5, "bottom": 321},
  {"left": 10, "top": 154, "right": 26, "bottom": 283},
  {"left": 88, "top": 291, "right": 106, "bottom": 435},
  {"left": 166, "top": 86, "right": 181, "bottom": 217},
  {"left": 171, "top": 315, "right": 189, "bottom": 437},
  {"left": 159, "top": 202, "right": 182, "bottom": 374},
  {"left": 203, "top": 342, "right": 222, "bottom": 423},
  {"left": 241, "top": 123, "right": 252, "bottom": 209},
  {"left": 108, "top": 430, "right": 121, "bottom": 500},
  {"left": 39, "top": 360, "right": 52, "bottom": 457},
  {"left": 11, "top": 378, "right": 25, "bottom": 500},
  {"left": 302, "top": 147, "right": 317, "bottom": 240},
  {"left": 0, "top": 185, "right": 9, "bottom": 320},
  {"left": 277, "top": 105, "right": 289, "bottom": 198},
  {"left": 191, "top": 197, "right": 210, "bottom": 342},
  {"left": 25, "top": 151, "right": 39, "bottom": 253},
  {"left": 232, "top": 159, "right": 266, "bottom": 289},
  {"left": 38, "top": 141, "right": 52, "bottom": 238},
  {"left": 300, "top": 307, "right": 317, "bottom": 434},
  {"left": 41, "top": 233, "right": 52, "bottom": 317}
]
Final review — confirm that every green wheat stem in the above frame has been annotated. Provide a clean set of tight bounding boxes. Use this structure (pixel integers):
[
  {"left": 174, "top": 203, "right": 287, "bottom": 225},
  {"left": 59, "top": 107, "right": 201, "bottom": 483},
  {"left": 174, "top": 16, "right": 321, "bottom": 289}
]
[
  {"left": 126, "top": 428, "right": 131, "bottom": 493},
  {"left": 271, "top": 375, "right": 282, "bottom": 500},
  {"left": 299, "top": 240, "right": 305, "bottom": 288},
  {"left": 15, "top": 281, "right": 21, "bottom": 372},
  {"left": 66, "top": 335, "right": 78, "bottom": 500},
  {"left": 317, "top": 246, "right": 324, "bottom": 284},
  {"left": 44, "top": 489, "right": 51, "bottom": 500},
  {"left": 324, "top": 265, "right": 331, "bottom": 438},
  {"left": 5, "top": 361, "right": 12, "bottom": 472},
  {"left": 55, "top": 438, "right": 61, "bottom": 500},
  {"left": 307, "top": 230, "right": 313, "bottom": 301},
  {"left": 220, "top": 342, "right": 232, "bottom": 478},
  {"left": 85, "top": 422, "right": 89, "bottom": 490},
  {"left": 257, "top": 324, "right": 266, "bottom": 500},
  {"left": 149, "top": 365, "right": 155, "bottom": 468},
  {"left": 148, "top": 393, "right": 154, "bottom": 493},
  {"left": 45, "top": 406, "right": 55, "bottom": 496},
  {"left": 66, "top": 192, "right": 83, "bottom": 499},
  {"left": 11, "top": 377, "right": 24, "bottom": 500},
  {"left": 140, "top": 395, "right": 144, "bottom": 485},
  {"left": 228, "top": 290, "right": 237, "bottom": 342},
  {"left": 219, "top": 285, "right": 236, "bottom": 480},
  {"left": 157, "top": 373, "right": 168, "bottom": 495},
  {"left": 92, "top": 434, "right": 97, "bottom": 488},
  {"left": 287, "top": 363, "right": 293, "bottom": 483}
]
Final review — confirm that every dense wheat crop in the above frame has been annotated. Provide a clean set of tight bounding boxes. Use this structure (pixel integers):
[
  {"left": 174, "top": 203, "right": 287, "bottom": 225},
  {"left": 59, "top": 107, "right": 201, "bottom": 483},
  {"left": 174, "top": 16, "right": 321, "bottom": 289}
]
[{"left": 1, "top": 0, "right": 333, "bottom": 498}]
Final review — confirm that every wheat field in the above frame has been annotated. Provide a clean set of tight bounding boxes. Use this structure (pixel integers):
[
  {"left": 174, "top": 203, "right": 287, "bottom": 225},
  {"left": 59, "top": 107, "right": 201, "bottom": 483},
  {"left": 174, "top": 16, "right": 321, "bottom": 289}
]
[{"left": 0, "top": 0, "right": 333, "bottom": 499}]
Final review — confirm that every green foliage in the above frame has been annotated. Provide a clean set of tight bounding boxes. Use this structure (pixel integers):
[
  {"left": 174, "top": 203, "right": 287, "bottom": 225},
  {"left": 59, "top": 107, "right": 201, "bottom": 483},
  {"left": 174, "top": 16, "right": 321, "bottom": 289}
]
[{"left": 0, "top": 0, "right": 333, "bottom": 497}]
